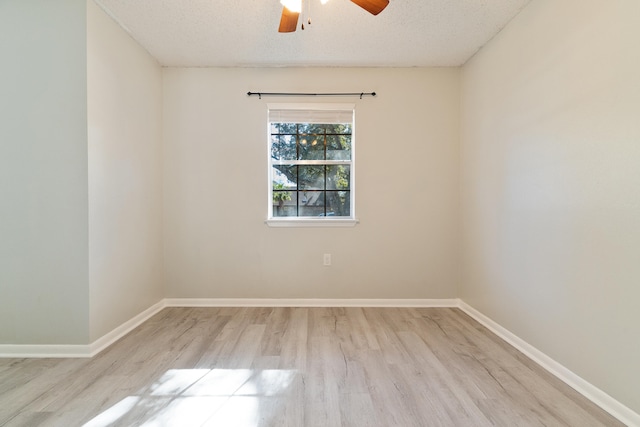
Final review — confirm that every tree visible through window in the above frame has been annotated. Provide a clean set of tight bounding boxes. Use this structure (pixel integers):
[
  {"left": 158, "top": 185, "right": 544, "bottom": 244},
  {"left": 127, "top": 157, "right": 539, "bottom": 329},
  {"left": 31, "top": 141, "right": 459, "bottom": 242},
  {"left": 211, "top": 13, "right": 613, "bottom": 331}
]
[{"left": 268, "top": 105, "right": 354, "bottom": 219}]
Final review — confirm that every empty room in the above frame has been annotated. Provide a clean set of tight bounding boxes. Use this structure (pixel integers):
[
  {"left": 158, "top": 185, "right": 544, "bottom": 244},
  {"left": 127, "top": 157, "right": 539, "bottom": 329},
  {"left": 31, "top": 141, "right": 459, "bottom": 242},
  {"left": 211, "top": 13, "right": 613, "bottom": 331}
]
[{"left": 0, "top": 0, "right": 638, "bottom": 425}]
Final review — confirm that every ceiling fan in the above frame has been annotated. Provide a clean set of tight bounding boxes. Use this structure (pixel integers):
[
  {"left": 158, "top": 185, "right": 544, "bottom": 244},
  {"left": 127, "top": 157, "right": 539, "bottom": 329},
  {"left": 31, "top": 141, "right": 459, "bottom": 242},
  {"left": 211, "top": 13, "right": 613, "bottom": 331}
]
[{"left": 279, "top": 0, "right": 389, "bottom": 33}]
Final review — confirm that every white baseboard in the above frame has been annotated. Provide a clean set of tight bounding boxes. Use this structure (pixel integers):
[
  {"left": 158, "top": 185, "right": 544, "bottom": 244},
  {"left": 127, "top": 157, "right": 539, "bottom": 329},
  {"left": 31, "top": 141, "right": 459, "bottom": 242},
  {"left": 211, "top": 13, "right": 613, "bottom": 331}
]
[
  {"left": 458, "top": 300, "right": 640, "bottom": 427},
  {"left": 88, "top": 300, "right": 166, "bottom": 357},
  {"left": 0, "top": 344, "right": 92, "bottom": 358},
  {"left": 163, "top": 298, "right": 460, "bottom": 308},
  {"left": 0, "top": 300, "right": 166, "bottom": 359}
]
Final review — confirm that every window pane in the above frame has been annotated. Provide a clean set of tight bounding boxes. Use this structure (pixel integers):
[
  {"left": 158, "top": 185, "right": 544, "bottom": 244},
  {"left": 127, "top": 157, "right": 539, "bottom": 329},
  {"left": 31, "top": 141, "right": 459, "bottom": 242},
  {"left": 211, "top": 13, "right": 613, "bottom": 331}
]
[
  {"left": 272, "top": 165, "right": 297, "bottom": 187},
  {"left": 326, "top": 191, "right": 350, "bottom": 217},
  {"left": 271, "top": 135, "right": 297, "bottom": 161},
  {"left": 273, "top": 123, "right": 298, "bottom": 134},
  {"left": 298, "top": 136, "right": 324, "bottom": 160},
  {"left": 326, "top": 135, "right": 351, "bottom": 160},
  {"left": 299, "top": 165, "right": 324, "bottom": 190},
  {"left": 326, "top": 165, "right": 350, "bottom": 190},
  {"left": 302, "top": 123, "right": 326, "bottom": 134},
  {"left": 325, "top": 124, "right": 352, "bottom": 134},
  {"left": 299, "top": 191, "right": 324, "bottom": 216},
  {"left": 273, "top": 190, "right": 297, "bottom": 217}
]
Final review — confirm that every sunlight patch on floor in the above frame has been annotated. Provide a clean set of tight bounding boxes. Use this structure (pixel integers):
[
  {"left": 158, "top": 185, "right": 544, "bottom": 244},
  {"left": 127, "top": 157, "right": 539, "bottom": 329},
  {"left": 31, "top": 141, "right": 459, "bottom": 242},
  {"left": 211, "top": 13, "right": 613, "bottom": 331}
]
[{"left": 82, "top": 368, "right": 297, "bottom": 427}]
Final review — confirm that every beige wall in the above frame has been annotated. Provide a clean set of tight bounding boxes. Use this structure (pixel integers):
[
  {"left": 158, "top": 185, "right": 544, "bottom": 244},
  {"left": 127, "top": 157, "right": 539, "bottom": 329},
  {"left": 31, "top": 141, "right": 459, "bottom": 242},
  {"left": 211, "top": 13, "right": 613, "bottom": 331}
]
[
  {"left": 163, "top": 67, "right": 460, "bottom": 299},
  {"left": 0, "top": 0, "right": 89, "bottom": 345},
  {"left": 87, "top": 0, "right": 164, "bottom": 341},
  {"left": 460, "top": 0, "right": 640, "bottom": 414}
]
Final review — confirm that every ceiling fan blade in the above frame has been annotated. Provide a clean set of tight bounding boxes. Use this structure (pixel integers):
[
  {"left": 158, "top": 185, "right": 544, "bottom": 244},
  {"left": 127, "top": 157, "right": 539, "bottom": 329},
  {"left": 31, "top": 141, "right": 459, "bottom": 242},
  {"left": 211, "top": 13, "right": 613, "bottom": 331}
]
[
  {"left": 350, "top": 0, "right": 389, "bottom": 15},
  {"left": 278, "top": 7, "right": 300, "bottom": 32}
]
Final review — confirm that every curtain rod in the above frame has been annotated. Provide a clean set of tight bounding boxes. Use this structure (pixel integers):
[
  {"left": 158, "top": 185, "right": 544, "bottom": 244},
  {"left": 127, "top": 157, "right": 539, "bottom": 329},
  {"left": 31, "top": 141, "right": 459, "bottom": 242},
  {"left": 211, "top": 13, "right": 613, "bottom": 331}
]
[{"left": 247, "top": 91, "right": 376, "bottom": 99}]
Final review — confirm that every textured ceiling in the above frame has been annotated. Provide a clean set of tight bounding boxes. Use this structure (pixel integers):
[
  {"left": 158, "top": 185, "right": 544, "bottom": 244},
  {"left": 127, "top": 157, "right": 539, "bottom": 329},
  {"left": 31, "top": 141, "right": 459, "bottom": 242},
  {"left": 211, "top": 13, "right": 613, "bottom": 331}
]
[{"left": 94, "top": 0, "right": 532, "bottom": 67}]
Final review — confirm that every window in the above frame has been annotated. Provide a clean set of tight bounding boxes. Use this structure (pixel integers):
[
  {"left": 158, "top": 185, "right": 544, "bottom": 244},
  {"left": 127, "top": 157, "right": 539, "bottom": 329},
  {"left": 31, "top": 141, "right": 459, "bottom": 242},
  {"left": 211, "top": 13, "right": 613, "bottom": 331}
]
[{"left": 267, "top": 103, "right": 357, "bottom": 227}]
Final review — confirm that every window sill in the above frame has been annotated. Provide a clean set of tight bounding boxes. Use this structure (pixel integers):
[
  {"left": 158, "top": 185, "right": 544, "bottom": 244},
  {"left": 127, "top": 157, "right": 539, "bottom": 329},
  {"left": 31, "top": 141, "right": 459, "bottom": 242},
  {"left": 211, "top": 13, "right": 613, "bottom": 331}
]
[{"left": 265, "top": 218, "right": 359, "bottom": 228}]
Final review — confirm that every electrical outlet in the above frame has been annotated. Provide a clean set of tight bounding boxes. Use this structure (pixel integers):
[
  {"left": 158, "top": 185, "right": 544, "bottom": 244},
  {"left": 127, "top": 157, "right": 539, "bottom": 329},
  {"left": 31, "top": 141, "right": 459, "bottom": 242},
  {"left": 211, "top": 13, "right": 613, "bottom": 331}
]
[{"left": 323, "top": 254, "right": 332, "bottom": 266}]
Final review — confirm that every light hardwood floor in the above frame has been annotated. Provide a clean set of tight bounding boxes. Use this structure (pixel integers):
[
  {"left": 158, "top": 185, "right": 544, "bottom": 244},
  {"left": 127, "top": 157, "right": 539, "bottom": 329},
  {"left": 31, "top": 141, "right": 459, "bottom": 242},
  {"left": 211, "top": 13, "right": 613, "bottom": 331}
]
[{"left": 0, "top": 307, "right": 623, "bottom": 426}]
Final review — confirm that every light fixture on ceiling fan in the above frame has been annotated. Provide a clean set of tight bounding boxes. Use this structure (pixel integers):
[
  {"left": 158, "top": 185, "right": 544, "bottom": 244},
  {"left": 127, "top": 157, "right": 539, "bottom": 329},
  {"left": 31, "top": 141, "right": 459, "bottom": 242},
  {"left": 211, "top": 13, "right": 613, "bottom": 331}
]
[{"left": 278, "top": 0, "right": 389, "bottom": 33}]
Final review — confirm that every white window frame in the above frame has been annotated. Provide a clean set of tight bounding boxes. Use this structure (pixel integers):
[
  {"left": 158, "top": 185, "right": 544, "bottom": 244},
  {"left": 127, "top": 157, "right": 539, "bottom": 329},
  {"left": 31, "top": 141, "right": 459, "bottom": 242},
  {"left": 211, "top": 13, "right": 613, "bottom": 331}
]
[{"left": 266, "top": 103, "right": 358, "bottom": 228}]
